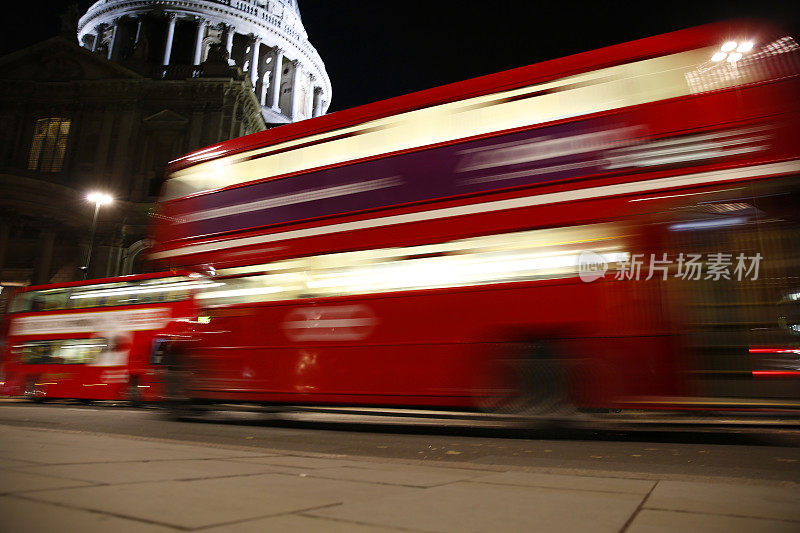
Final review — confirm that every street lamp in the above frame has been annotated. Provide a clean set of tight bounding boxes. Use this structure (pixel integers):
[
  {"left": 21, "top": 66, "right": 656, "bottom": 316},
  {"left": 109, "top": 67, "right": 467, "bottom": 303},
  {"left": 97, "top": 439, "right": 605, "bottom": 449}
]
[{"left": 81, "top": 191, "right": 113, "bottom": 280}]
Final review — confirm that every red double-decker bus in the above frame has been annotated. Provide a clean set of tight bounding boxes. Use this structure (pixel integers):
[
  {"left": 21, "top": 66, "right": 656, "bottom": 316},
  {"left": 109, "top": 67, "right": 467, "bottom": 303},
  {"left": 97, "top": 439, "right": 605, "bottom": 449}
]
[
  {"left": 0, "top": 272, "right": 208, "bottom": 404},
  {"left": 149, "top": 21, "right": 800, "bottom": 417}
]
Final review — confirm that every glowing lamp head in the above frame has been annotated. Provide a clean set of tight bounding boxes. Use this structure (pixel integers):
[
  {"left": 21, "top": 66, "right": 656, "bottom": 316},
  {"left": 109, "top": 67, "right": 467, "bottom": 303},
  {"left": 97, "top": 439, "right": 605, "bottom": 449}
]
[
  {"left": 87, "top": 192, "right": 113, "bottom": 206},
  {"left": 727, "top": 52, "right": 743, "bottom": 63},
  {"left": 737, "top": 41, "right": 754, "bottom": 53},
  {"left": 721, "top": 41, "right": 738, "bottom": 52},
  {"left": 711, "top": 52, "right": 727, "bottom": 62}
]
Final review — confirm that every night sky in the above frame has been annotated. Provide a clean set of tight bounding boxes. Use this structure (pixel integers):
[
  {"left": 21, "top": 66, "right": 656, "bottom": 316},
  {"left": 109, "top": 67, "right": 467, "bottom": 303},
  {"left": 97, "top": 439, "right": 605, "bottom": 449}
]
[{"left": 5, "top": 1, "right": 800, "bottom": 112}]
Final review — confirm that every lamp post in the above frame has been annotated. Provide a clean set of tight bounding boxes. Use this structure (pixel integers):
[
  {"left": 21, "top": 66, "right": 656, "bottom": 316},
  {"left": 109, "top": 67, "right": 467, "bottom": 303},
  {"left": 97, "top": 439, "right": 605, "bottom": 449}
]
[{"left": 81, "top": 192, "right": 113, "bottom": 280}]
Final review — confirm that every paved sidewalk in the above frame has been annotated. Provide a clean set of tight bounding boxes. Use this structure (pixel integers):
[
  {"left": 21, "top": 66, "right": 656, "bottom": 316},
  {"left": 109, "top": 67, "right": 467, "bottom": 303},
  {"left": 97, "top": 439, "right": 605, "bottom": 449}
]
[{"left": 0, "top": 424, "right": 798, "bottom": 532}]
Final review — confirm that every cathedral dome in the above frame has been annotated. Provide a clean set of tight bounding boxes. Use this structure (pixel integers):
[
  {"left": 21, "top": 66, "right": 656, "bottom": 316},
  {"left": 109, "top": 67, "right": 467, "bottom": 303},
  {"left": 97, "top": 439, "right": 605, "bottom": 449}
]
[{"left": 77, "top": 0, "right": 331, "bottom": 124}]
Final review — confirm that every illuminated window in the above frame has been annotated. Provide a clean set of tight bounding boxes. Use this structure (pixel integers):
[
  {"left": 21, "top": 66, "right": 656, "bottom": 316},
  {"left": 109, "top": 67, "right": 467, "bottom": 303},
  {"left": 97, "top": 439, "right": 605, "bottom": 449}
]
[
  {"left": 28, "top": 118, "right": 71, "bottom": 172},
  {"left": 8, "top": 276, "right": 196, "bottom": 312},
  {"left": 20, "top": 338, "right": 105, "bottom": 365},
  {"left": 199, "top": 223, "right": 630, "bottom": 305}
]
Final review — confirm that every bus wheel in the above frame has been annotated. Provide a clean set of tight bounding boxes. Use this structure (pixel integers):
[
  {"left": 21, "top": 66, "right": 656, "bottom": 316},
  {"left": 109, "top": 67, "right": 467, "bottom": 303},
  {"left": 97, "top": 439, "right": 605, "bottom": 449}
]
[
  {"left": 481, "top": 340, "right": 573, "bottom": 418},
  {"left": 517, "top": 341, "right": 574, "bottom": 418},
  {"left": 163, "top": 345, "right": 201, "bottom": 420},
  {"left": 127, "top": 376, "right": 141, "bottom": 407},
  {"left": 165, "top": 389, "right": 203, "bottom": 421},
  {"left": 24, "top": 377, "right": 45, "bottom": 403}
]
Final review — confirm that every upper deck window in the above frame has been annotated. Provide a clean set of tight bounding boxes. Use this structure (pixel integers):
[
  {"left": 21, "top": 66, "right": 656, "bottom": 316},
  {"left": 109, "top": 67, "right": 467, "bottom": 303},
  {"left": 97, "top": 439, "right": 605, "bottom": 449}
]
[
  {"left": 8, "top": 276, "right": 195, "bottom": 313},
  {"left": 196, "top": 223, "right": 629, "bottom": 305}
]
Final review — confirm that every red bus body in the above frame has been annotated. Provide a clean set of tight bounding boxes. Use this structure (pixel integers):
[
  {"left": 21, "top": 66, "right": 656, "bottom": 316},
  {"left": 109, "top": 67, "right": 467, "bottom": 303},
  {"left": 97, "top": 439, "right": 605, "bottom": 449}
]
[
  {"left": 149, "top": 21, "right": 800, "bottom": 413},
  {"left": 0, "top": 272, "right": 200, "bottom": 402}
]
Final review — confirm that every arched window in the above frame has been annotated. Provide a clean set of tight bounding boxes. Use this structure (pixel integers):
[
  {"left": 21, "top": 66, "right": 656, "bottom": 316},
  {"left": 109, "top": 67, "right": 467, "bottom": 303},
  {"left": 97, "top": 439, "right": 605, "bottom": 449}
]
[{"left": 28, "top": 118, "right": 71, "bottom": 173}]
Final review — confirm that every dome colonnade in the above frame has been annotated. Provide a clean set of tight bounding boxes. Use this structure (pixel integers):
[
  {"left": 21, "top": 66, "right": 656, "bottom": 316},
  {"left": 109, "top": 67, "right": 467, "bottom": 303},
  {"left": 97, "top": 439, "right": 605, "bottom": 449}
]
[{"left": 77, "top": 0, "right": 331, "bottom": 124}]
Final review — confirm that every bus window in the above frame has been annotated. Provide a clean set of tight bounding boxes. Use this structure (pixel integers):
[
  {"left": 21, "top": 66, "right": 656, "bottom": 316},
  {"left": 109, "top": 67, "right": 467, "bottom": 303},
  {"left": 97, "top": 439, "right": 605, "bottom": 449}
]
[
  {"left": 196, "top": 270, "right": 309, "bottom": 306},
  {"left": 18, "top": 338, "right": 106, "bottom": 365},
  {"left": 8, "top": 292, "right": 38, "bottom": 313},
  {"left": 58, "top": 338, "right": 106, "bottom": 364},
  {"left": 197, "top": 223, "right": 628, "bottom": 303},
  {"left": 40, "top": 289, "right": 71, "bottom": 311},
  {"left": 71, "top": 282, "right": 126, "bottom": 308},
  {"left": 6, "top": 290, "right": 70, "bottom": 313}
]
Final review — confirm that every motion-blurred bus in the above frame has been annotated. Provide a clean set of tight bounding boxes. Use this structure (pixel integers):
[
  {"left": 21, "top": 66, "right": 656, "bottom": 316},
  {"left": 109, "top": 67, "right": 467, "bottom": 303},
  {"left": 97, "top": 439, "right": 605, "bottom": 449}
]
[
  {"left": 0, "top": 273, "right": 207, "bottom": 403},
  {"left": 148, "top": 21, "right": 800, "bottom": 417}
]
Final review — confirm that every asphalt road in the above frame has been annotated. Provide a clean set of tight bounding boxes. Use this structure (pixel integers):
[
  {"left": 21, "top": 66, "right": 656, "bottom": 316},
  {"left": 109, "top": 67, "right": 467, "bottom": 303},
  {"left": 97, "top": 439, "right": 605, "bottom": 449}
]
[{"left": 0, "top": 399, "right": 798, "bottom": 484}]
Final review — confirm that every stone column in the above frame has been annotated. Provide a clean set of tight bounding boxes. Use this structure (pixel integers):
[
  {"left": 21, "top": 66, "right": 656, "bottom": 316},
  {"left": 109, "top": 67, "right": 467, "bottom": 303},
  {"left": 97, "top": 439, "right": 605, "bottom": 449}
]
[
  {"left": 105, "top": 29, "right": 115, "bottom": 57},
  {"left": 227, "top": 99, "right": 240, "bottom": 138},
  {"left": 260, "top": 71, "right": 271, "bottom": 106},
  {"left": 249, "top": 36, "right": 261, "bottom": 88},
  {"left": 192, "top": 18, "right": 208, "bottom": 65},
  {"left": 134, "top": 17, "right": 143, "bottom": 44},
  {"left": 313, "top": 87, "right": 324, "bottom": 117},
  {"left": 211, "top": 105, "right": 224, "bottom": 143},
  {"left": 92, "top": 24, "right": 106, "bottom": 52},
  {"left": 110, "top": 104, "right": 137, "bottom": 192},
  {"left": 105, "top": 241, "right": 120, "bottom": 278},
  {"left": 162, "top": 13, "right": 177, "bottom": 66},
  {"left": 306, "top": 74, "right": 316, "bottom": 119},
  {"left": 108, "top": 19, "right": 120, "bottom": 61},
  {"left": 269, "top": 47, "right": 284, "bottom": 112},
  {"left": 94, "top": 105, "right": 116, "bottom": 178},
  {"left": 290, "top": 60, "right": 302, "bottom": 120},
  {"left": 224, "top": 24, "right": 235, "bottom": 65},
  {"left": 188, "top": 103, "right": 205, "bottom": 150},
  {"left": 0, "top": 219, "right": 9, "bottom": 280},
  {"left": 33, "top": 227, "right": 56, "bottom": 285}
]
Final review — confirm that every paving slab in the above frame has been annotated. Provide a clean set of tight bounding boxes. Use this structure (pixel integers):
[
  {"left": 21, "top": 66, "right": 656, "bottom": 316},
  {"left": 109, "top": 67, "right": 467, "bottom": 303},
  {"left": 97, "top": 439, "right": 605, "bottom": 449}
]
[
  {"left": 0, "top": 469, "right": 95, "bottom": 494},
  {"left": 309, "top": 480, "right": 644, "bottom": 533},
  {"left": 645, "top": 480, "right": 800, "bottom": 522},
  {"left": 24, "top": 471, "right": 415, "bottom": 530},
  {"left": 0, "top": 427, "right": 268, "bottom": 464},
  {"left": 472, "top": 471, "right": 655, "bottom": 494},
  {"left": 627, "top": 509, "right": 800, "bottom": 533},
  {"left": 203, "top": 513, "right": 411, "bottom": 533},
  {"left": 0, "top": 458, "right": 39, "bottom": 469},
  {"left": 228, "top": 455, "right": 376, "bottom": 469},
  {"left": 303, "top": 464, "right": 484, "bottom": 488},
  {"left": 0, "top": 496, "right": 176, "bottom": 533},
  {"left": 13, "top": 458, "right": 288, "bottom": 485}
]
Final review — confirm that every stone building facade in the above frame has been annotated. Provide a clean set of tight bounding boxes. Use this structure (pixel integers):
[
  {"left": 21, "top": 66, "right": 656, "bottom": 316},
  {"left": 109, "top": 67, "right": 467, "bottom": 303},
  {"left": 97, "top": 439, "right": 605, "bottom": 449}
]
[
  {"left": 0, "top": 0, "right": 330, "bottom": 293},
  {"left": 77, "top": 0, "right": 331, "bottom": 124}
]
